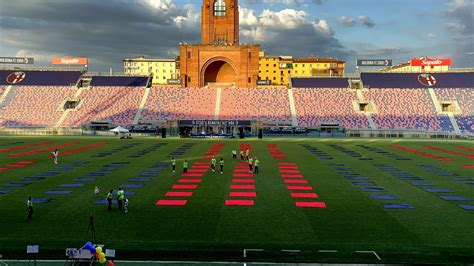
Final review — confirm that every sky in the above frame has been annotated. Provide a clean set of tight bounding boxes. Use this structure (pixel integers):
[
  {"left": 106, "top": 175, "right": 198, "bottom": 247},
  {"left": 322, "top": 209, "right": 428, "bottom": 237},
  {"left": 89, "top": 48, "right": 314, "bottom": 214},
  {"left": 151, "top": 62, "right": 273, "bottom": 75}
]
[{"left": 0, "top": 0, "right": 472, "bottom": 72}]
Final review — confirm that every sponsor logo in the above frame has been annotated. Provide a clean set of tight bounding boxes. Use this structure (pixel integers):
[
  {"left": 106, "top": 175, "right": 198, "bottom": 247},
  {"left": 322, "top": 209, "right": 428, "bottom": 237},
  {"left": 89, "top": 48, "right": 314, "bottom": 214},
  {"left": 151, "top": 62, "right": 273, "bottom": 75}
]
[
  {"left": 418, "top": 73, "right": 437, "bottom": 87},
  {"left": 421, "top": 59, "right": 442, "bottom": 66},
  {"left": 51, "top": 57, "right": 88, "bottom": 65},
  {"left": 6, "top": 71, "right": 26, "bottom": 84}
]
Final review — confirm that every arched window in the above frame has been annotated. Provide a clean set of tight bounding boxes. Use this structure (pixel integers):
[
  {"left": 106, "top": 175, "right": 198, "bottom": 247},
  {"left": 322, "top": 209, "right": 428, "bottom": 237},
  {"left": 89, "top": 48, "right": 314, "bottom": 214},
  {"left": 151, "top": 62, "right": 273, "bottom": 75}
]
[{"left": 214, "top": 0, "right": 226, "bottom": 16}]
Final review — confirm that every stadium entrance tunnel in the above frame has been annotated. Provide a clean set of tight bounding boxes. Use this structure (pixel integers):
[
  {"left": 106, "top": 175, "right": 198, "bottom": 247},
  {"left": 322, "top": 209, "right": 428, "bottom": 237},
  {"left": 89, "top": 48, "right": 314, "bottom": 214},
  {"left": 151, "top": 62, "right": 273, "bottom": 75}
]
[{"left": 203, "top": 60, "right": 236, "bottom": 87}]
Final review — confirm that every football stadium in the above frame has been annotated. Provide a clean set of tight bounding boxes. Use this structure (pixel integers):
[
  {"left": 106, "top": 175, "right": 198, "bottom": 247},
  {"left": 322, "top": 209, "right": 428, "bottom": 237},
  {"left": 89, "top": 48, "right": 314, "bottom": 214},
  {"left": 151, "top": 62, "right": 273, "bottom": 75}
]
[{"left": 0, "top": 0, "right": 473, "bottom": 265}]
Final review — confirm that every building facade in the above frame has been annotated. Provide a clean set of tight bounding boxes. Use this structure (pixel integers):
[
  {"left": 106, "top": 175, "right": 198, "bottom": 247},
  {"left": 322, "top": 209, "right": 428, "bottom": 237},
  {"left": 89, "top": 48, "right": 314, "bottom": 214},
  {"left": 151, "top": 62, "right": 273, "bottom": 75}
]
[
  {"left": 179, "top": 0, "right": 260, "bottom": 88},
  {"left": 123, "top": 57, "right": 179, "bottom": 85},
  {"left": 258, "top": 52, "right": 345, "bottom": 86}
]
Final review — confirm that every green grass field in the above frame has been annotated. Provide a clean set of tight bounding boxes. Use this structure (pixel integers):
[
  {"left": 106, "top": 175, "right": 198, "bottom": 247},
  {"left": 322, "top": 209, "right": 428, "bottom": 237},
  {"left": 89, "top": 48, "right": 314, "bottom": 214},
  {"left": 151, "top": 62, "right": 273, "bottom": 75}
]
[{"left": 0, "top": 136, "right": 473, "bottom": 264}]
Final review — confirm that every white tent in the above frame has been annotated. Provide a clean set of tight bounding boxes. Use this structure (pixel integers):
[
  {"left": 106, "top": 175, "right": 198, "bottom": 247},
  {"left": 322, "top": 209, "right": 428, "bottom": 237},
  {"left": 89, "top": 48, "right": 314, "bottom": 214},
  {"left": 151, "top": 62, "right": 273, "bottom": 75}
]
[{"left": 109, "top": 126, "right": 129, "bottom": 133}]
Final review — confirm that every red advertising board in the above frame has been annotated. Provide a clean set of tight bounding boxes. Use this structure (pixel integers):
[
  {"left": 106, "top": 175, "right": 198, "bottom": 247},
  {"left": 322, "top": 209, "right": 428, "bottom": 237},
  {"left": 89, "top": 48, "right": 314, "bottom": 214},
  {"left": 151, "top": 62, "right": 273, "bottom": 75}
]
[
  {"left": 410, "top": 58, "right": 451, "bottom": 67},
  {"left": 52, "top": 57, "right": 88, "bottom": 65}
]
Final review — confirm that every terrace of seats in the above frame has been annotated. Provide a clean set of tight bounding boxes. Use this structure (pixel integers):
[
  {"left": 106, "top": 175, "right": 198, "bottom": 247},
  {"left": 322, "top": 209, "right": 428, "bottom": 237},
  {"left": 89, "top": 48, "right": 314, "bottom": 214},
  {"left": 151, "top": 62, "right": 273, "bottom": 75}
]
[
  {"left": 141, "top": 88, "right": 216, "bottom": 122},
  {"left": 219, "top": 88, "right": 292, "bottom": 123},
  {"left": 0, "top": 86, "right": 76, "bottom": 127},
  {"left": 363, "top": 88, "right": 452, "bottom": 131},
  {"left": 292, "top": 88, "right": 369, "bottom": 129},
  {"left": 62, "top": 86, "right": 144, "bottom": 127},
  {"left": 433, "top": 88, "right": 473, "bottom": 133}
]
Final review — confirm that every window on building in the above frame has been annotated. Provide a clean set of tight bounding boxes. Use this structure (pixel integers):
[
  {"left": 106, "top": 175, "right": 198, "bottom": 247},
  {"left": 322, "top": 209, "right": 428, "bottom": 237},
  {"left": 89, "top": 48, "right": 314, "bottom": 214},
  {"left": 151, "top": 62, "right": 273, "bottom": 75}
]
[
  {"left": 266, "top": 64, "right": 269, "bottom": 67},
  {"left": 187, "top": 51, "right": 191, "bottom": 59},
  {"left": 248, "top": 52, "right": 252, "bottom": 59},
  {"left": 248, "top": 77, "right": 251, "bottom": 83},
  {"left": 273, "top": 70, "right": 276, "bottom": 73},
  {"left": 273, "top": 77, "right": 276, "bottom": 80},
  {"left": 214, "top": 0, "right": 226, "bottom": 16},
  {"left": 274, "top": 64, "right": 276, "bottom": 67}
]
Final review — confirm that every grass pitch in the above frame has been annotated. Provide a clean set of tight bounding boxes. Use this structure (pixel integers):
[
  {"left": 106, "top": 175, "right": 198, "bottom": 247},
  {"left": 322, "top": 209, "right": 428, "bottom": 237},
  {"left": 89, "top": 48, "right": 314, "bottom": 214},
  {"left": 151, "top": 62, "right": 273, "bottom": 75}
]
[{"left": 0, "top": 136, "right": 473, "bottom": 263}]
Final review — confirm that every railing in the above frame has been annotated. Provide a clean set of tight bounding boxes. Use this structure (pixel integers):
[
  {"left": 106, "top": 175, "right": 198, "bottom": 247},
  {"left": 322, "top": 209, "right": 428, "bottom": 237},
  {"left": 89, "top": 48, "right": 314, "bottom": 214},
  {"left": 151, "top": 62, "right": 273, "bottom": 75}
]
[
  {"left": 0, "top": 66, "right": 86, "bottom": 72},
  {"left": 346, "top": 129, "right": 473, "bottom": 139}
]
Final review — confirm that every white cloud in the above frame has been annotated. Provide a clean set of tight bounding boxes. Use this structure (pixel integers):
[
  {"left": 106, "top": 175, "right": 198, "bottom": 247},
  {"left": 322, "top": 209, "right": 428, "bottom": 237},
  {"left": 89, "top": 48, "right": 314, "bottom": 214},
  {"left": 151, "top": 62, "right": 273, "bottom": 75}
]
[
  {"left": 358, "top": 16, "right": 375, "bottom": 28},
  {"left": 337, "top": 16, "right": 355, "bottom": 26}
]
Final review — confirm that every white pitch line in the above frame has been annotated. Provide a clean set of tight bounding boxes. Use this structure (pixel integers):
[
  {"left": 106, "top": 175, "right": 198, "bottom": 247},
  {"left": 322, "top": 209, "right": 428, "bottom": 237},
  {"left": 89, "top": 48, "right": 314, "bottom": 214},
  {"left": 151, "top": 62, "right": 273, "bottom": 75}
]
[
  {"left": 281, "top": 249, "right": 301, "bottom": 252},
  {"left": 318, "top": 250, "right": 338, "bottom": 253},
  {"left": 356, "top": 250, "right": 382, "bottom": 261}
]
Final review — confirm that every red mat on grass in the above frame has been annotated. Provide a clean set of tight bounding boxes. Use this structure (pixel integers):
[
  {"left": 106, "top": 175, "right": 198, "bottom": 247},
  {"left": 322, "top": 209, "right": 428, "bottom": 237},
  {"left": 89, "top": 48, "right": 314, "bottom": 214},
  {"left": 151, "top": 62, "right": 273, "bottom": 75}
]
[
  {"left": 233, "top": 179, "right": 255, "bottom": 183},
  {"left": 279, "top": 166, "right": 299, "bottom": 169},
  {"left": 225, "top": 200, "right": 254, "bottom": 206},
  {"left": 291, "top": 193, "right": 318, "bottom": 198},
  {"left": 295, "top": 201, "right": 326, "bottom": 208},
  {"left": 0, "top": 168, "right": 8, "bottom": 171},
  {"left": 0, "top": 141, "right": 52, "bottom": 152},
  {"left": 281, "top": 174, "right": 304, "bottom": 178},
  {"left": 201, "top": 155, "right": 215, "bottom": 159},
  {"left": 278, "top": 162, "right": 296, "bottom": 165},
  {"left": 172, "top": 184, "right": 198, "bottom": 189},
  {"left": 229, "top": 192, "right": 256, "bottom": 197},
  {"left": 188, "top": 169, "right": 208, "bottom": 173},
  {"left": 18, "top": 161, "right": 36, "bottom": 165},
  {"left": 230, "top": 185, "right": 255, "bottom": 190},
  {"left": 287, "top": 185, "right": 313, "bottom": 190},
  {"left": 192, "top": 165, "right": 211, "bottom": 169},
  {"left": 156, "top": 200, "right": 187, "bottom": 206},
  {"left": 234, "top": 169, "right": 250, "bottom": 173},
  {"left": 181, "top": 173, "right": 204, "bottom": 177},
  {"left": 284, "top": 179, "right": 308, "bottom": 184},
  {"left": 6, "top": 164, "right": 26, "bottom": 167},
  {"left": 195, "top": 161, "right": 211, "bottom": 165},
  {"left": 279, "top": 169, "right": 300, "bottom": 173},
  {"left": 178, "top": 179, "right": 202, "bottom": 183},
  {"left": 233, "top": 173, "right": 254, "bottom": 177},
  {"left": 165, "top": 192, "right": 193, "bottom": 197},
  {"left": 464, "top": 165, "right": 474, "bottom": 168}
]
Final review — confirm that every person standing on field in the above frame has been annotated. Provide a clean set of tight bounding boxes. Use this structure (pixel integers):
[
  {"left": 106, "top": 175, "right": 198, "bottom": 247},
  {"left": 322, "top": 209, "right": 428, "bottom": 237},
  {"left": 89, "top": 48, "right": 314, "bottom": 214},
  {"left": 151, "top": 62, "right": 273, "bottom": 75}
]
[
  {"left": 245, "top": 148, "right": 250, "bottom": 161},
  {"left": 171, "top": 157, "right": 176, "bottom": 173},
  {"left": 26, "top": 196, "right": 33, "bottom": 221},
  {"left": 240, "top": 150, "right": 244, "bottom": 161},
  {"left": 254, "top": 157, "right": 260, "bottom": 174},
  {"left": 219, "top": 158, "right": 224, "bottom": 174},
  {"left": 117, "top": 188, "right": 125, "bottom": 211},
  {"left": 232, "top": 149, "right": 237, "bottom": 160},
  {"left": 51, "top": 149, "right": 59, "bottom": 164},
  {"left": 248, "top": 157, "right": 254, "bottom": 173},
  {"left": 183, "top": 160, "right": 188, "bottom": 173},
  {"left": 211, "top": 157, "right": 217, "bottom": 173},
  {"left": 107, "top": 189, "right": 113, "bottom": 211}
]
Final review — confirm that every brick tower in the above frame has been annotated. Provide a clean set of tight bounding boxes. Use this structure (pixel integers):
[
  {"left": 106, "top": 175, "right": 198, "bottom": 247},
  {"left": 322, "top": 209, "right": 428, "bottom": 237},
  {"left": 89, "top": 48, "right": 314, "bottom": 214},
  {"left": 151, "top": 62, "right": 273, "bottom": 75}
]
[{"left": 179, "top": 0, "right": 259, "bottom": 88}]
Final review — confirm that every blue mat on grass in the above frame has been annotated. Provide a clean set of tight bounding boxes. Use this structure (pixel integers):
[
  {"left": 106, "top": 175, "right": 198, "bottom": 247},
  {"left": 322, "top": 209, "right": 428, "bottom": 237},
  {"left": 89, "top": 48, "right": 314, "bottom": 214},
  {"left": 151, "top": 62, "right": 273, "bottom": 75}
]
[
  {"left": 96, "top": 199, "right": 118, "bottom": 204},
  {"left": 45, "top": 190, "right": 73, "bottom": 195},
  {"left": 32, "top": 198, "right": 55, "bottom": 204},
  {"left": 453, "top": 177, "right": 474, "bottom": 181},
  {"left": 459, "top": 205, "right": 474, "bottom": 210},
  {"left": 345, "top": 176, "right": 369, "bottom": 180},
  {"left": 74, "top": 178, "right": 97, "bottom": 182},
  {"left": 352, "top": 182, "right": 377, "bottom": 186},
  {"left": 4, "top": 183, "right": 30, "bottom": 187},
  {"left": 112, "top": 191, "right": 135, "bottom": 196},
  {"left": 129, "top": 178, "right": 152, "bottom": 182},
  {"left": 22, "top": 177, "right": 45, "bottom": 181},
  {"left": 440, "top": 196, "right": 471, "bottom": 201},
  {"left": 362, "top": 187, "right": 385, "bottom": 192},
  {"left": 0, "top": 190, "right": 11, "bottom": 194},
  {"left": 370, "top": 194, "right": 398, "bottom": 200},
  {"left": 424, "top": 188, "right": 453, "bottom": 193},
  {"left": 383, "top": 203, "right": 414, "bottom": 209},
  {"left": 60, "top": 184, "right": 85, "bottom": 188},
  {"left": 400, "top": 177, "right": 423, "bottom": 181},
  {"left": 411, "top": 181, "right": 435, "bottom": 186},
  {"left": 120, "top": 184, "right": 144, "bottom": 188}
]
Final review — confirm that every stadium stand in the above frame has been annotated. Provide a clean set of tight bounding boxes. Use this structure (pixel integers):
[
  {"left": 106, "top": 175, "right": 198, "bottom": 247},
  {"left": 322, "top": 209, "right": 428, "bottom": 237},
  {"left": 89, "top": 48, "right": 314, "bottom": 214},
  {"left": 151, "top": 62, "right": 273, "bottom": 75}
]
[
  {"left": 434, "top": 88, "right": 474, "bottom": 133},
  {"left": 91, "top": 76, "right": 148, "bottom": 87},
  {"left": 292, "top": 88, "right": 369, "bottom": 129},
  {"left": 1, "top": 86, "right": 76, "bottom": 127},
  {"left": 140, "top": 87, "right": 216, "bottom": 121},
  {"left": 361, "top": 72, "right": 474, "bottom": 88},
  {"left": 219, "top": 88, "right": 292, "bottom": 123},
  {"left": 363, "top": 88, "right": 452, "bottom": 131},
  {"left": 62, "top": 87, "right": 145, "bottom": 127},
  {"left": 291, "top": 78, "right": 349, "bottom": 88}
]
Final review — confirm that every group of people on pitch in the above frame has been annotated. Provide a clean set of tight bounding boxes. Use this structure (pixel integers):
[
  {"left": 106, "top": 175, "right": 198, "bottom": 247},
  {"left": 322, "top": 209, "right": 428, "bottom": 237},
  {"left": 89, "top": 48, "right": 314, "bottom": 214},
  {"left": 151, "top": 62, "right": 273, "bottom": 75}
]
[
  {"left": 104, "top": 187, "right": 129, "bottom": 213},
  {"left": 171, "top": 148, "right": 261, "bottom": 174}
]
